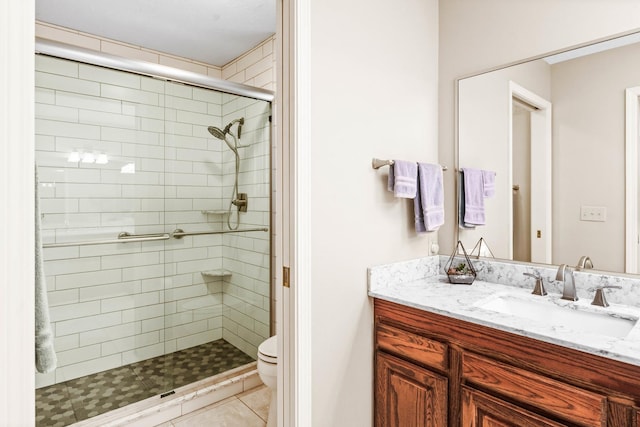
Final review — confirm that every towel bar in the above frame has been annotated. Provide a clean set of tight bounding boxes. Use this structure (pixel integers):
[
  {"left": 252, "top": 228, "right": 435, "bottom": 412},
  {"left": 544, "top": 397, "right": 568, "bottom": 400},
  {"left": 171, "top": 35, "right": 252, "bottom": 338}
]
[{"left": 372, "top": 158, "right": 448, "bottom": 171}]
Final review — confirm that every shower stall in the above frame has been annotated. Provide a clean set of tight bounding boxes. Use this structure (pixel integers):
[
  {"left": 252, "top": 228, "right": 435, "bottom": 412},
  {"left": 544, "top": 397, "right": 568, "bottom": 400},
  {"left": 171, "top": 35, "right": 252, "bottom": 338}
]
[{"left": 33, "top": 40, "right": 273, "bottom": 426}]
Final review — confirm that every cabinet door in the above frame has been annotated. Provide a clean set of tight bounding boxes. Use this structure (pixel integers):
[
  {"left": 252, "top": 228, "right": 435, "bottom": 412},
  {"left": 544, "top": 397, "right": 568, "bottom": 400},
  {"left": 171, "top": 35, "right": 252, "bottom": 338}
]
[
  {"left": 375, "top": 352, "right": 447, "bottom": 427},
  {"left": 462, "top": 387, "right": 567, "bottom": 427}
]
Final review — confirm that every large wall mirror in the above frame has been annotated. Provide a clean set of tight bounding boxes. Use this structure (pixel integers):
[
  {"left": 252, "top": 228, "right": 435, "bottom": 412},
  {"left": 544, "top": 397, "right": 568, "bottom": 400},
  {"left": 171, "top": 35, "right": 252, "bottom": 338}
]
[{"left": 457, "top": 30, "right": 640, "bottom": 275}]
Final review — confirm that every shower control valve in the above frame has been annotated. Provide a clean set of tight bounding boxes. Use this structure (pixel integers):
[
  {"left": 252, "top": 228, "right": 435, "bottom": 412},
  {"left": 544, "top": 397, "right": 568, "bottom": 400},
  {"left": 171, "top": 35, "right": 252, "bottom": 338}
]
[{"left": 232, "top": 193, "right": 248, "bottom": 212}]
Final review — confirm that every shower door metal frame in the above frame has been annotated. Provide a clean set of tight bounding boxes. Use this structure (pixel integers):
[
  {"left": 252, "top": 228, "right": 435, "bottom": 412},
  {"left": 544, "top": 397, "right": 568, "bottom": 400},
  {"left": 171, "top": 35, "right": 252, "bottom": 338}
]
[{"left": 35, "top": 38, "right": 275, "bottom": 103}]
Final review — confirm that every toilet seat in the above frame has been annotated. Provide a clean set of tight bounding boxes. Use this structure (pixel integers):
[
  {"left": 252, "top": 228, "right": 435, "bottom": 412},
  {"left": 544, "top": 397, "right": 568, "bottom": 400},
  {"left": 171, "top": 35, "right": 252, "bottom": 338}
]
[{"left": 258, "top": 335, "right": 277, "bottom": 364}]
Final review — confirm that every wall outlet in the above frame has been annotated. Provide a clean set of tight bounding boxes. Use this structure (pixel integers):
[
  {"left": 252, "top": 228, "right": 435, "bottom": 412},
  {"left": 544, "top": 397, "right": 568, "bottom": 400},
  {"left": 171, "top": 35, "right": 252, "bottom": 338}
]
[{"left": 580, "top": 206, "right": 606, "bottom": 222}]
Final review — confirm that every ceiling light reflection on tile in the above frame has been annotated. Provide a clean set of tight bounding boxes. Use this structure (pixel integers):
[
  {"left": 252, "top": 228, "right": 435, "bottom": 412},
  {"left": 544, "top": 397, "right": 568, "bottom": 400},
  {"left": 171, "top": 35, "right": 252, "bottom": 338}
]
[
  {"left": 67, "top": 151, "right": 81, "bottom": 162},
  {"left": 121, "top": 163, "right": 136, "bottom": 174},
  {"left": 81, "top": 152, "right": 95, "bottom": 163}
]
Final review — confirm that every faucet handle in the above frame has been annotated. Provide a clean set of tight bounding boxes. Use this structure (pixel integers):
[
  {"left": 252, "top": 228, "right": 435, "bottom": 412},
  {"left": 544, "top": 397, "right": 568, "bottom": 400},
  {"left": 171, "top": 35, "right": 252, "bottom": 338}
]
[
  {"left": 523, "top": 272, "right": 547, "bottom": 296},
  {"left": 591, "top": 285, "right": 622, "bottom": 307}
]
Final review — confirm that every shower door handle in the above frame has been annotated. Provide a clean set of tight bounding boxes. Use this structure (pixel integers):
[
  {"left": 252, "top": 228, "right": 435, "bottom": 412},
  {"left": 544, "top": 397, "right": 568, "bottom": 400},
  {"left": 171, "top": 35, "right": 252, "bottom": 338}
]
[{"left": 117, "top": 232, "right": 170, "bottom": 240}]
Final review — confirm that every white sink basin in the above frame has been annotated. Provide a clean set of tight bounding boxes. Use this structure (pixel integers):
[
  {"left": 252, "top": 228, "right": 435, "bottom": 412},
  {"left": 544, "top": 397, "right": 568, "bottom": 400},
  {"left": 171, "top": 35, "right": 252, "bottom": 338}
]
[{"left": 476, "top": 294, "right": 638, "bottom": 339}]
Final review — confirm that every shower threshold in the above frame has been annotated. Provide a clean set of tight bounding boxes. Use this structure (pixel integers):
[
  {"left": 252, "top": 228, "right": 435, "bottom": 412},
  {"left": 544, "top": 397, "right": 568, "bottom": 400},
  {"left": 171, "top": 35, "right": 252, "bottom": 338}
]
[{"left": 36, "top": 339, "right": 255, "bottom": 427}]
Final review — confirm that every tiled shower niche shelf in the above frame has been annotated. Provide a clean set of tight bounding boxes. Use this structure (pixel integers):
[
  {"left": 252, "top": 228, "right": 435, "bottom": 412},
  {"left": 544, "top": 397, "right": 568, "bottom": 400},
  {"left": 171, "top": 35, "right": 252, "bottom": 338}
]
[
  {"left": 201, "top": 210, "right": 228, "bottom": 215},
  {"left": 201, "top": 269, "right": 233, "bottom": 278}
]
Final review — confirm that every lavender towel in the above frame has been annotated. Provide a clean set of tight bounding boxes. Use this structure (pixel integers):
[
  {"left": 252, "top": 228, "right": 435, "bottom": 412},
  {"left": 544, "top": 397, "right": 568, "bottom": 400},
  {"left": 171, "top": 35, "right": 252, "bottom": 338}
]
[
  {"left": 482, "top": 170, "right": 496, "bottom": 198},
  {"left": 387, "top": 160, "right": 417, "bottom": 198},
  {"left": 462, "top": 168, "right": 486, "bottom": 225},
  {"left": 414, "top": 163, "right": 444, "bottom": 232},
  {"left": 458, "top": 171, "right": 475, "bottom": 229}
]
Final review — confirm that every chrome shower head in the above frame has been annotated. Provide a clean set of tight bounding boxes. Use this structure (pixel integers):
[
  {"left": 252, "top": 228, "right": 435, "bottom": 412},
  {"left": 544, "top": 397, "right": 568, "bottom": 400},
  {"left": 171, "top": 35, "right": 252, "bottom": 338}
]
[
  {"left": 208, "top": 117, "right": 245, "bottom": 143},
  {"left": 208, "top": 124, "right": 239, "bottom": 158},
  {"left": 207, "top": 126, "right": 226, "bottom": 140}
]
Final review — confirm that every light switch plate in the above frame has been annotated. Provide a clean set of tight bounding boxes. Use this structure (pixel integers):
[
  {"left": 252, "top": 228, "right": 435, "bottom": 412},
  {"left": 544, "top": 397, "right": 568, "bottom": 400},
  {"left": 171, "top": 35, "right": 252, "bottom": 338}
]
[{"left": 580, "top": 206, "right": 606, "bottom": 222}]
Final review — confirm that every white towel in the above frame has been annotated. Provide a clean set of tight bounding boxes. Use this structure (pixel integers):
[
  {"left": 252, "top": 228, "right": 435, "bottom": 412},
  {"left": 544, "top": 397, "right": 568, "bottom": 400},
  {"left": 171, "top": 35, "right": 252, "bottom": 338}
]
[
  {"left": 35, "top": 166, "right": 57, "bottom": 373},
  {"left": 387, "top": 160, "right": 417, "bottom": 198},
  {"left": 416, "top": 163, "right": 444, "bottom": 232}
]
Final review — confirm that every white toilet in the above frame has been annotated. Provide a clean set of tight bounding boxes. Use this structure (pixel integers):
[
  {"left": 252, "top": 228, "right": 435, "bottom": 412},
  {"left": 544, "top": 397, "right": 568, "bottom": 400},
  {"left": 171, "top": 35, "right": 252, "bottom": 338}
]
[{"left": 257, "top": 335, "right": 277, "bottom": 427}]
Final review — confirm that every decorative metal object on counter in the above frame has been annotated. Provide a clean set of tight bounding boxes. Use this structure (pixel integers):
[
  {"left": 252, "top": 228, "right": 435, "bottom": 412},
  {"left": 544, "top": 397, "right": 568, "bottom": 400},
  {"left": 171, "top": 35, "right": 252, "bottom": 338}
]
[
  {"left": 445, "top": 240, "right": 477, "bottom": 285},
  {"left": 470, "top": 237, "right": 495, "bottom": 259}
]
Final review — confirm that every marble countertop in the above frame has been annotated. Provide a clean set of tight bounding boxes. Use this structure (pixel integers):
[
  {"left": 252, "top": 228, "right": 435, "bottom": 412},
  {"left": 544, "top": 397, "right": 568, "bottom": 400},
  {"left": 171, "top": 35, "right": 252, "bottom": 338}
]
[{"left": 368, "top": 257, "right": 640, "bottom": 367}]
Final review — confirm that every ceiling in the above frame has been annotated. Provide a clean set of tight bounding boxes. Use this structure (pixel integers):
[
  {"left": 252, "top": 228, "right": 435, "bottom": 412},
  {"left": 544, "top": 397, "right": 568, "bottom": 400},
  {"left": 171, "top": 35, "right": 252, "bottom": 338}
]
[{"left": 35, "top": 0, "right": 277, "bottom": 67}]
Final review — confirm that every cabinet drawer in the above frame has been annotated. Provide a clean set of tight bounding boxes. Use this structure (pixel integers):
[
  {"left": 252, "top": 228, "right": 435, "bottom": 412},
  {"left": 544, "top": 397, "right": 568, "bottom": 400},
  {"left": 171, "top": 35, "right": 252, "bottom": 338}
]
[
  {"left": 376, "top": 322, "right": 448, "bottom": 371},
  {"left": 462, "top": 386, "right": 567, "bottom": 427},
  {"left": 462, "top": 352, "right": 606, "bottom": 426}
]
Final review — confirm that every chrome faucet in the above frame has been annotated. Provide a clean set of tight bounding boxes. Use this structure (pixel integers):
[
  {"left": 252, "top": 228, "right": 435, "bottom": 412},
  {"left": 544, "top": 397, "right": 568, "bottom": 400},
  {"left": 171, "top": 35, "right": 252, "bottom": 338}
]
[
  {"left": 556, "top": 264, "right": 578, "bottom": 301},
  {"left": 576, "top": 256, "right": 594, "bottom": 270}
]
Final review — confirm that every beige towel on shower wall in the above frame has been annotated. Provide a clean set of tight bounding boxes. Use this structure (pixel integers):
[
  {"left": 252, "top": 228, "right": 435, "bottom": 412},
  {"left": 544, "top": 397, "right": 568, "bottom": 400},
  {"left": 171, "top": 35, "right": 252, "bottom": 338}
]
[{"left": 35, "top": 165, "right": 57, "bottom": 373}]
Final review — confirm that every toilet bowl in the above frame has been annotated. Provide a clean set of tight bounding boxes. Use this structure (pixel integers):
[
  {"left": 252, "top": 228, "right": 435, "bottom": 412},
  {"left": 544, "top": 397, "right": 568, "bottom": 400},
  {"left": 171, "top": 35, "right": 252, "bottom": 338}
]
[{"left": 258, "top": 335, "right": 277, "bottom": 427}]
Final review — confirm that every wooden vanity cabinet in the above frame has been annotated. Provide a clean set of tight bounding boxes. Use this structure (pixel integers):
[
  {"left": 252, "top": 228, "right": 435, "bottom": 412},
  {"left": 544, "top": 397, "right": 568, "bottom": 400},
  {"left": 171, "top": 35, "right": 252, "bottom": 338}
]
[
  {"left": 376, "top": 352, "right": 447, "bottom": 426},
  {"left": 374, "top": 298, "right": 640, "bottom": 427},
  {"left": 462, "top": 387, "right": 567, "bottom": 427}
]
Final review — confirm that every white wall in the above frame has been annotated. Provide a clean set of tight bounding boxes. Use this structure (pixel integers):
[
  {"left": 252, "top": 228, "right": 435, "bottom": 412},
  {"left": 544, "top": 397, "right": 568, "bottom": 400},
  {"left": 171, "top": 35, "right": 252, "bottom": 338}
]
[
  {"left": 457, "top": 59, "right": 550, "bottom": 258},
  {"left": 551, "top": 42, "right": 640, "bottom": 271},
  {"left": 308, "top": 0, "right": 439, "bottom": 425},
  {"left": 439, "top": 0, "right": 640, "bottom": 256}
]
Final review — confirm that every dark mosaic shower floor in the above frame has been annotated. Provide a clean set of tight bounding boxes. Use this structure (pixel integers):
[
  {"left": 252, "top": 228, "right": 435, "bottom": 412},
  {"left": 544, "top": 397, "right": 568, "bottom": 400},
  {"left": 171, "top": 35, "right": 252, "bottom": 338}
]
[{"left": 35, "top": 339, "right": 255, "bottom": 427}]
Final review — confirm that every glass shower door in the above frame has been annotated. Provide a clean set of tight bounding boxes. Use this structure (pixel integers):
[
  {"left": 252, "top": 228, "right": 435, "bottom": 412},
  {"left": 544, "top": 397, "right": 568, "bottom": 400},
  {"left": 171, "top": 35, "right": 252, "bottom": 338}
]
[
  {"left": 157, "top": 81, "right": 271, "bottom": 391},
  {"left": 35, "top": 54, "right": 171, "bottom": 422}
]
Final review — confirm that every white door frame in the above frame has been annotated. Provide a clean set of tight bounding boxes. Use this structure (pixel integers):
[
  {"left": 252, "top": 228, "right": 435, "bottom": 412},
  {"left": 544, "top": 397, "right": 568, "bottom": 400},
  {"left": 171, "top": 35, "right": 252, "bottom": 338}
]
[
  {"left": 625, "top": 86, "right": 640, "bottom": 273},
  {"left": 278, "top": 0, "right": 312, "bottom": 425},
  {"left": 1, "top": 0, "right": 36, "bottom": 424},
  {"left": 509, "top": 81, "right": 553, "bottom": 264}
]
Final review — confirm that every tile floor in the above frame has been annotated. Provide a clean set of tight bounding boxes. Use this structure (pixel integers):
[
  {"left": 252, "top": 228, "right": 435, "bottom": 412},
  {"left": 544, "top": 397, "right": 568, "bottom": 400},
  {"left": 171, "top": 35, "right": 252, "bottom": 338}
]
[
  {"left": 36, "top": 339, "right": 255, "bottom": 427},
  {"left": 160, "top": 385, "right": 270, "bottom": 427}
]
